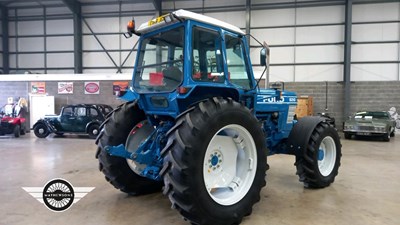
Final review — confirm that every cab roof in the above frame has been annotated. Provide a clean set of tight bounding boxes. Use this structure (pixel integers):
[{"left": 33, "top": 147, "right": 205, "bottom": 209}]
[{"left": 137, "top": 9, "right": 245, "bottom": 35}]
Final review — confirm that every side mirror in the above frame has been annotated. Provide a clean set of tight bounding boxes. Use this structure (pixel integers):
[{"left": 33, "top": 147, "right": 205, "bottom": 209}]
[{"left": 260, "top": 41, "right": 270, "bottom": 67}]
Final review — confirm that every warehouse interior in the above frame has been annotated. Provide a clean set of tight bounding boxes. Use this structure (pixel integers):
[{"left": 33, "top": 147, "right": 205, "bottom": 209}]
[{"left": 0, "top": 0, "right": 399, "bottom": 225}]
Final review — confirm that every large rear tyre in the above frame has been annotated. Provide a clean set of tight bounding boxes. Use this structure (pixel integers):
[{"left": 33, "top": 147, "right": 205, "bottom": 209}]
[
  {"left": 96, "top": 101, "right": 163, "bottom": 195},
  {"left": 296, "top": 122, "right": 341, "bottom": 188},
  {"left": 161, "top": 98, "right": 267, "bottom": 225}
]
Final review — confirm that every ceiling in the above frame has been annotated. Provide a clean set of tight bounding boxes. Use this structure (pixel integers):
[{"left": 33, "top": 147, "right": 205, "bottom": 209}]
[
  {"left": 0, "top": 0, "right": 398, "bottom": 11},
  {"left": 0, "top": 0, "right": 164, "bottom": 9}
]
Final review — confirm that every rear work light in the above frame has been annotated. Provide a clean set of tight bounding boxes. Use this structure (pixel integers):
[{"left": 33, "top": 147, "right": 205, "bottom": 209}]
[{"left": 177, "top": 87, "right": 191, "bottom": 94}]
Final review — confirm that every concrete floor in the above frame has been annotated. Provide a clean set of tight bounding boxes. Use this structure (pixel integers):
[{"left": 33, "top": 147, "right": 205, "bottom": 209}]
[{"left": 0, "top": 133, "right": 399, "bottom": 225}]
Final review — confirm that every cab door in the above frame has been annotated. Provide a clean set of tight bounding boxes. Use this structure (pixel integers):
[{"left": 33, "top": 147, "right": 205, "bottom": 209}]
[{"left": 223, "top": 34, "right": 254, "bottom": 90}]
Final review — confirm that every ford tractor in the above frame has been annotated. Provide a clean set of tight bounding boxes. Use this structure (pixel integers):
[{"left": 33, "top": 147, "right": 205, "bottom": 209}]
[{"left": 95, "top": 10, "right": 341, "bottom": 225}]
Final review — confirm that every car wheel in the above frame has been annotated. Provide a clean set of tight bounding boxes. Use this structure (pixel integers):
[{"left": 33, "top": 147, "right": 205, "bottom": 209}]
[
  {"left": 344, "top": 133, "right": 351, "bottom": 139},
  {"left": 34, "top": 123, "right": 50, "bottom": 138},
  {"left": 383, "top": 133, "right": 391, "bottom": 142},
  {"left": 88, "top": 124, "right": 100, "bottom": 139}
]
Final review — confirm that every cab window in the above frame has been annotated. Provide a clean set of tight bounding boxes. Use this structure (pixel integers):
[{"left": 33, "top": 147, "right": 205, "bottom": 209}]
[
  {"left": 225, "top": 35, "right": 252, "bottom": 89},
  {"left": 192, "top": 26, "right": 225, "bottom": 83}
]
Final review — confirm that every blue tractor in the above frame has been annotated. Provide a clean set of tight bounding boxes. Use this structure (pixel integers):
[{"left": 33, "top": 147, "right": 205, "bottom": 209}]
[{"left": 96, "top": 10, "right": 341, "bottom": 225}]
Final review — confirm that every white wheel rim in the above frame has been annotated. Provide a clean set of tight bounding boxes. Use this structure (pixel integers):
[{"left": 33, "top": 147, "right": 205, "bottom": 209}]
[
  {"left": 203, "top": 124, "right": 257, "bottom": 206},
  {"left": 125, "top": 122, "right": 153, "bottom": 175},
  {"left": 317, "top": 136, "right": 336, "bottom": 176},
  {"left": 38, "top": 128, "right": 45, "bottom": 134}
]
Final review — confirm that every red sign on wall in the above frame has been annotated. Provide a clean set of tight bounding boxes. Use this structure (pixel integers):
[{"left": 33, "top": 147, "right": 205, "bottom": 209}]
[
  {"left": 31, "top": 82, "right": 46, "bottom": 94},
  {"left": 84, "top": 82, "right": 100, "bottom": 94}
]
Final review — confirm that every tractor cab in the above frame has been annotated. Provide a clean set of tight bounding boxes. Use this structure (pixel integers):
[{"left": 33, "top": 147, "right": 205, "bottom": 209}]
[{"left": 125, "top": 10, "right": 258, "bottom": 118}]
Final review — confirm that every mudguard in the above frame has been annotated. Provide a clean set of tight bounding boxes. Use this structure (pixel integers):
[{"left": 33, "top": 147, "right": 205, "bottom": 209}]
[
  {"left": 85, "top": 121, "right": 100, "bottom": 133},
  {"left": 33, "top": 119, "right": 56, "bottom": 133},
  {"left": 287, "top": 116, "right": 326, "bottom": 156}
]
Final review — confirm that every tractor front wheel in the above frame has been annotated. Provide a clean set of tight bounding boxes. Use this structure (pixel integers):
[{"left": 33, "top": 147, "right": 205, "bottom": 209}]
[
  {"left": 96, "top": 101, "right": 163, "bottom": 195},
  {"left": 296, "top": 122, "right": 341, "bottom": 188},
  {"left": 161, "top": 98, "right": 267, "bottom": 225}
]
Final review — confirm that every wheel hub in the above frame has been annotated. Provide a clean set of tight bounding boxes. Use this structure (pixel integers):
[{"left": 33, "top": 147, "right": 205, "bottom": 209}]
[
  {"left": 125, "top": 122, "right": 154, "bottom": 176},
  {"left": 203, "top": 124, "right": 257, "bottom": 206},
  {"left": 39, "top": 128, "right": 44, "bottom": 134},
  {"left": 318, "top": 149, "right": 324, "bottom": 161},
  {"left": 208, "top": 151, "right": 223, "bottom": 171},
  {"left": 318, "top": 136, "right": 336, "bottom": 177}
]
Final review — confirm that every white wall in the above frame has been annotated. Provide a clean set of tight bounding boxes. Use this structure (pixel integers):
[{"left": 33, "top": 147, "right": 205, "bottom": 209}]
[
  {"left": 250, "top": 5, "right": 345, "bottom": 82},
  {"left": 3, "top": 1, "right": 400, "bottom": 81},
  {"left": 351, "top": 2, "right": 400, "bottom": 81}
]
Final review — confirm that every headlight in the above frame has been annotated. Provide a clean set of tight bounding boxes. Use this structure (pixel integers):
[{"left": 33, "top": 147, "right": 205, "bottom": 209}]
[
  {"left": 344, "top": 125, "right": 353, "bottom": 130},
  {"left": 374, "top": 126, "right": 385, "bottom": 132},
  {"left": 8, "top": 119, "right": 14, "bottom": 123}
]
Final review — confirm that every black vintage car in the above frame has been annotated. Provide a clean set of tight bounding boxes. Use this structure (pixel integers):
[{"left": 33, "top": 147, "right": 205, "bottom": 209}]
[{"left": 33, "top": 104, "right": 113, "bottom": 138}]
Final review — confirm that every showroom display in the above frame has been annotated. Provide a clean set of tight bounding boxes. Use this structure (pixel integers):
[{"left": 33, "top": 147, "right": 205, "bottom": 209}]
[
  {"left": 96, "top": 10, "right": 342, "bottom": 225},
  {"left": 0, "top": 98, "right": 27, "bottom": 137},
  {"left": 33, "top": 104, "right": 112, "bottom": 139},
  {"left": 343, "top": 111, "right": 396, "bottom": 141}
]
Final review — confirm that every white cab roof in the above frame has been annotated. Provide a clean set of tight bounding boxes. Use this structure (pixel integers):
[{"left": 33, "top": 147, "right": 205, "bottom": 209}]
[
  {"left": 173, "top": 9, "right": 245, "bottom": 35},
  {"left": 137, "top": 9, "right": 245, "bottom": 35}
]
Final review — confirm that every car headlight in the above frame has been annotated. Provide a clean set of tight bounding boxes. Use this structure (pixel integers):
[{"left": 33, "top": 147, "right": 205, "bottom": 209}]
[
  {"left": 344, "top": 125, "right": 353, "bottom": 130},
  {"left": 374, "top": 126, "right": 385, "bottom": 132},
  {"left": 8, "top": 119, "right": 14, "bottom": 123}
]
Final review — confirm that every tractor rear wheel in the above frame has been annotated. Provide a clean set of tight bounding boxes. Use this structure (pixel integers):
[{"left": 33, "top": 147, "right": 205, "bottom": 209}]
[
  {"left": 296, "top": 122, "right": 341, "bottom": 188},
  {"left": 161, "top": 98, "right": 267, "bottom": 225},
  {"left": 96, "top": 101, "right": 163, "bottom": 195}
]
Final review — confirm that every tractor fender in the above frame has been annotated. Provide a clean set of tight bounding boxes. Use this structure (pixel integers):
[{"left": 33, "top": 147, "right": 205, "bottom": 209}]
[
  {"left": 33, "top": 119, "right": 56, "bottom": 133},
  {"left": 287, "top": 116, "right": 326, "bottom": 156}
]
